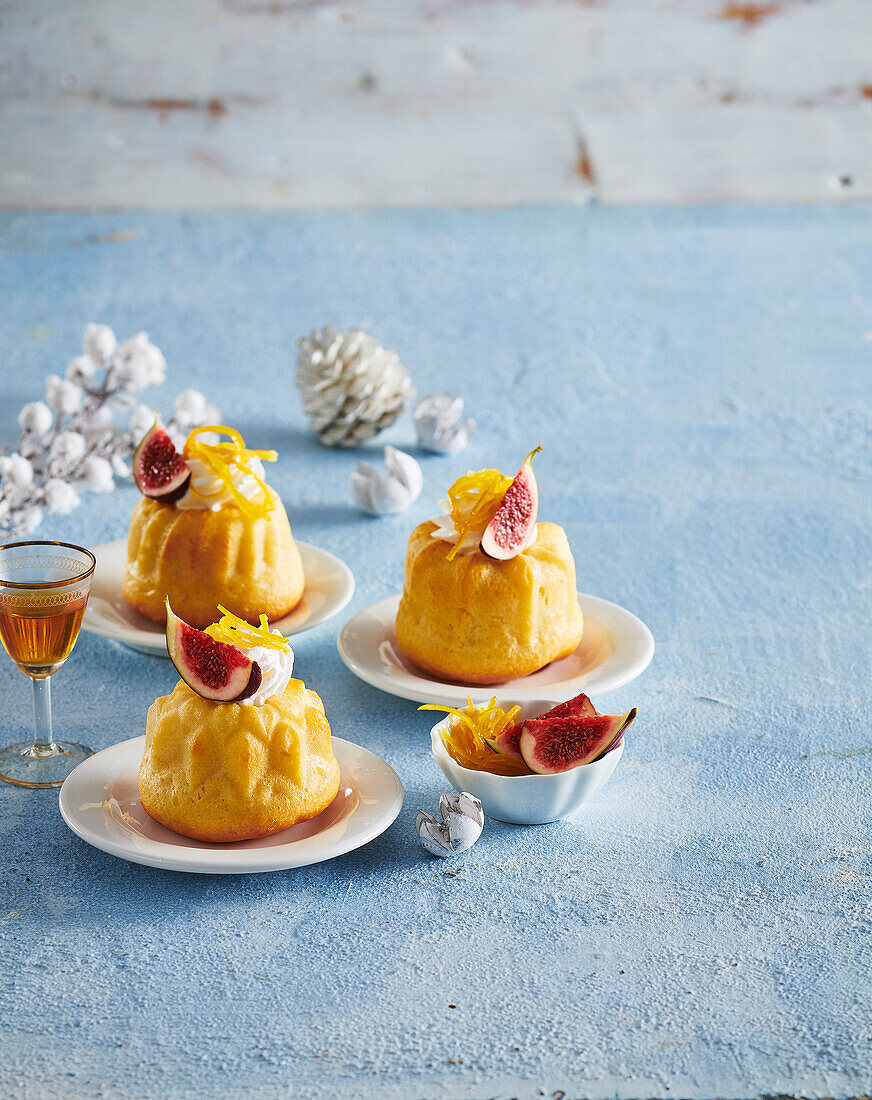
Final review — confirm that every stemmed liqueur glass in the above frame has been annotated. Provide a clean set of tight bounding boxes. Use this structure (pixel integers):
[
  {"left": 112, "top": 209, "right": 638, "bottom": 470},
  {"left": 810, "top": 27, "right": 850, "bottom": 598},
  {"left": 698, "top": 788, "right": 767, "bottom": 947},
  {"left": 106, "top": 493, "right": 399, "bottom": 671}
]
[{"left": 0, "top": 541, "right": 96, "bottom": 787}]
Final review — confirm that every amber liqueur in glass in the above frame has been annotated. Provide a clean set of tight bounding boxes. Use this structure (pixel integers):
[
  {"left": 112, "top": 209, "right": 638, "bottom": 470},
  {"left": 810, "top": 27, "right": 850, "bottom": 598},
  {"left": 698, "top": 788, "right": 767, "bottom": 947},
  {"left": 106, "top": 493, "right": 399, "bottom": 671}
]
[{"left": 0, "top": 591, "right": 88, "bottom": 677}]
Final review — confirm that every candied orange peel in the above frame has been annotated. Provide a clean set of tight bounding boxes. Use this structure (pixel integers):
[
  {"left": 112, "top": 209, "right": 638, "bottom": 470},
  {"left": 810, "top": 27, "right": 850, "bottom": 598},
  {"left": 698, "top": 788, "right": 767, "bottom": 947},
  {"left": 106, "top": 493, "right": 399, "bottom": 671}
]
[
  {"left": 420, "top": 696, "right": 530, "bottom": 776},
  {"left": 444, "top": 468, "right": 513, "bottom": 561},
  {"left": 204, "top": 606, "right": 289, "bottom": 651},
  {"left": 183, "top": 425, "right": 278, "bottom": 521}
]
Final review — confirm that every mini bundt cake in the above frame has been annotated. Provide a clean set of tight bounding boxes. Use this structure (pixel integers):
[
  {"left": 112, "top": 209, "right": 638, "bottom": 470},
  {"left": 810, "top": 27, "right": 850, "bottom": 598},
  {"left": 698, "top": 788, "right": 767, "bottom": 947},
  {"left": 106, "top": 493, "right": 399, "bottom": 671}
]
[
  {"left": 140, "top": 679, "right": 339, "bottom": 842},
  {"left": 123, "top": 423, "right": 304, "bottom": 629},
  {"left": 139, "top": 607, "right": 340, "bottom": 842},
  {"left": 395, "top": 452, "right": 583, "bottom": 683},
  {"left": 123, "top": 490, "right": 304, "bottom": 629},
  {"left": 396, "top": 520, "right": 583, "bottom": 683}
]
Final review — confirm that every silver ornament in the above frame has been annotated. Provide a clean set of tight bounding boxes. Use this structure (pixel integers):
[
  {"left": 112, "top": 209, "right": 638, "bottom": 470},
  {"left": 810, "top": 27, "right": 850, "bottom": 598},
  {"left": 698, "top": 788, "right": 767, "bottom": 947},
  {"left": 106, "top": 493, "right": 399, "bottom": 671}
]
[
  {"left": 416, "top": 791, "right": 484, "bottom": 858},
  {"left": 350, "top": 445, "right": 423, "bottom": 516},
  {"left": 414, "top": 393, "right": 475, "bottom": 454},
  {"left": 296, "top": 326, "right": 415, "bottom": 447}
]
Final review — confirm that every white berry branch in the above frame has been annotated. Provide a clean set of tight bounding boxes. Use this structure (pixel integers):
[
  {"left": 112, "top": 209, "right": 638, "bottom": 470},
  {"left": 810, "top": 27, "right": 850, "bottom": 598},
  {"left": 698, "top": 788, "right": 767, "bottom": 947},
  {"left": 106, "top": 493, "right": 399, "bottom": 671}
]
[{"left": 0, "top": 324, "right": 221, "bottom": 537}]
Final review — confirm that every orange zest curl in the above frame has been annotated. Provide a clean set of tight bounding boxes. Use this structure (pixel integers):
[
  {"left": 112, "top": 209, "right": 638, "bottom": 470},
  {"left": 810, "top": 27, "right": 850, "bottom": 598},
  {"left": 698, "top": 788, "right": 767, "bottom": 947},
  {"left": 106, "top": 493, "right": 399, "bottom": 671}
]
[
  {"left": 204, "top": 606, "right": 289, "bottom": 651},
  {"left": 419, "top": 696, "right": 530, "bottom": 776},
  {"left": 444, "top": 468, "right": 513, "bottom": 561},
  {"left": 183, "top": 425, "right": 278, "bottom": 521}
]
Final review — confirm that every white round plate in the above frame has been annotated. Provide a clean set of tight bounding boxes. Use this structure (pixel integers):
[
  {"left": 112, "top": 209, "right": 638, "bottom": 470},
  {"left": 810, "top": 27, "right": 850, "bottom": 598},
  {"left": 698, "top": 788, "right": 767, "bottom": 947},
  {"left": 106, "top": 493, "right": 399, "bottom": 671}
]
[
  {"left": 59, "top": 736, "right": 403, "bottom": 874},
  {"left": 82, "top": 538, "right": 355, "bottom": 656},
  {"left": 337, "top": 592, "right": 654, "bottom": 705}
]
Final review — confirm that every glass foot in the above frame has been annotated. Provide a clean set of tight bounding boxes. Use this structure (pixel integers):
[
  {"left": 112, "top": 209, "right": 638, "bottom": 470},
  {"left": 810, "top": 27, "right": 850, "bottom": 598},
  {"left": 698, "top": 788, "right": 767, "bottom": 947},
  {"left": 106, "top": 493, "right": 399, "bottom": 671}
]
[{"left": 0, "top": 740, "right": 94, "bottom": 788}]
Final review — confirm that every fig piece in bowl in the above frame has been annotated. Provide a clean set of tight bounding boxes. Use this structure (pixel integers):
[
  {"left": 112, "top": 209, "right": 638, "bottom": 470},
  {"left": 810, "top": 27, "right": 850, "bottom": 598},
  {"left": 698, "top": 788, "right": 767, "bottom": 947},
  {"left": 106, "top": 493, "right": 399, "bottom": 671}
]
[
  {"left": 486, "top": 691, "right": 597, "bottom": 759},
  {"left": 519, "top": 709, "right": 635, "bottom": 775}
]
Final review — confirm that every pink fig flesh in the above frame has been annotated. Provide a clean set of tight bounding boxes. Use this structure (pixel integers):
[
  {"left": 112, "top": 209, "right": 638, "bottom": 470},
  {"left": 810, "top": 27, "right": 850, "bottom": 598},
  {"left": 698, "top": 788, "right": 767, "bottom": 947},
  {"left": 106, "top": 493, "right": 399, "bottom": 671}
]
[
  {"left": 486, "top": 722, "right": 524, "bottom": 760},
  {"left": 486, "top": 693, "right": 598, "bottom": 758},
  {"left": 519, "top": 708, "right": 636, "bottom": 775},
  {"left": 540, "top": 692, "right": 597, "bottom": 721},
  {"left": 165, "top": 600, "right": 262, "bottom": 702},
  {"left": 480, "top": 446, "right": 542, "bottom": 560},
  {"left": 133, "top": 420, "right": 191, "bottom": 503}
]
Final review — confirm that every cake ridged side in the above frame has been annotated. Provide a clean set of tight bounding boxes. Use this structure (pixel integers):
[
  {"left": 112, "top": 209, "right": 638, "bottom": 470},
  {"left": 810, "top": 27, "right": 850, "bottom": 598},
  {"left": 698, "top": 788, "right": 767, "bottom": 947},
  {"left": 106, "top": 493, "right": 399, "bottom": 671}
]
[
  {"left": 396, "top": 521, "right": 583, "bottom": 683},
  {"left": 122, "top": 490, "right": 304, "bottom": 628},
  {"left": 139, "top": 679, "right": 340, "bottom": 842}
]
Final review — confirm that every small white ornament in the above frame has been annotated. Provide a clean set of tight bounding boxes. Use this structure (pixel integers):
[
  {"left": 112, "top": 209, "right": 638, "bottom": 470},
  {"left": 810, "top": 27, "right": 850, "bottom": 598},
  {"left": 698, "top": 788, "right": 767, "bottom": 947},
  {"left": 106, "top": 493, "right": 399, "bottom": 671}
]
[
  {"left": 414, "top": 393, "right": 475, "bottom": 455},
  {"left": 296, "top": 326, "right": 415, "bottom": 447},
  {"left": 89, "top": 403, "right": 117, "bottom": 430},
  {"left": 113, "top": 332, "right": 167, "bottom": 391},
  {"left": 19, "top": 506, "right": 43, "bottom": 534},
  {"left": 128, "top": 404, "right": 156, "bottom": 440},
  {"left": 164, "top": 422, "right": 187, "bottom": 452},
  {"left": 82, "top": 323, "right": 117, "bottom": 366},
  {"left": 2, "top": 454, "right": 35, "bottom": 489},
  {"left": 66, "top": 355, "right": 97, "bottom": 386},
  {"left": 45, "top": 375, "right": 82, "bottom": 415},
  {"left": 350, "top": 445, "right": 423, "bottom": 516},
  {"left": 84, "top": 418, "right": 117, "bottom": 448},
  {"left": 43, "top": 479, "right": 80, "bottom": 515},
  {"left": 79, "top": 455, "right": 115, "bottom": 493},
  {"left": 18, "top": 401, "right": 54, "bottom": 438},
  {"left": 111, "top": 454, "right": 131, "bottom": 478},
  {"left": 173, "top": 388, "right": 206, "bottom": 424},
  {"left": 173, "top": 388, "right": 221, "bottom": 429},
  {"left": 417, "top": 792, "right": 484, "bottom": 858},
  {"left": 51, "top": 431, "right": 87, "bottom": 465}
]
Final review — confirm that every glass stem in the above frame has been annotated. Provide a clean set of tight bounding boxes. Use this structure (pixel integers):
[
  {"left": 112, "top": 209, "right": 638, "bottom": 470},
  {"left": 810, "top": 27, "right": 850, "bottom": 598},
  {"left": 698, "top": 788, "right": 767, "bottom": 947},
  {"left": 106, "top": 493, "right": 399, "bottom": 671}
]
[{"left": 31, "top": 676, "right": 56, "bottom": 755}]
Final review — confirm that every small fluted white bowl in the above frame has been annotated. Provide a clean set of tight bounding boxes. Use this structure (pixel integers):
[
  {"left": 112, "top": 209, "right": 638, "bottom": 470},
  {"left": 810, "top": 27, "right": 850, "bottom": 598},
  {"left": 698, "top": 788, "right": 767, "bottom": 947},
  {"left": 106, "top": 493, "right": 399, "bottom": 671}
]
[{"left": 429, "top": 698, "right": 625, "bottom": 825}]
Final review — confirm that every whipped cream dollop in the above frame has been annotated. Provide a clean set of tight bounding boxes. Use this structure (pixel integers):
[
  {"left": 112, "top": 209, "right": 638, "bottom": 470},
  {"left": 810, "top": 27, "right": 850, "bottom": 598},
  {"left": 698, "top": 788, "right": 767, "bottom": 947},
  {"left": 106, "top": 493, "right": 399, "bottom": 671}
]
[
  {"left": 176, "top": 455, "right": 268, "bottom": 512},
  {"left": 429, "top": 497, "right": 538, "bottom": 556},
  {"left": 239, "top": 630, "right": 294, "bottom": 706},
  {"left": 429, "top": 497, "right": 481, "bottom": 555}
]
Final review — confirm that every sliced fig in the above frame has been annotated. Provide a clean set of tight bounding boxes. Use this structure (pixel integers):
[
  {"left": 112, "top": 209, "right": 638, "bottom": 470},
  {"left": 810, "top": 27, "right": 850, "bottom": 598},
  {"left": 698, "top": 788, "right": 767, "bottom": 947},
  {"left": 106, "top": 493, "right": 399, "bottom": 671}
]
[
  {"left": 480, "top": 446, "right": 542, "bottom": 560},
  {"left": 485, "top": 722, "right": 525, "bottom": 760},
  {"left": 519, "top": 708, "right": 636, "bottom": 775},
  {"left": 486, "top": 693, "right": 597, "bottom": 758},
  {"left": 165, "top": 599, "right": 262, "bottom": 702},
  {"left": 133, "top": 419, "right": 191, "bottom": 503},
  {"left": 540, "top": 692, "right": 597, "bottom": 721}
]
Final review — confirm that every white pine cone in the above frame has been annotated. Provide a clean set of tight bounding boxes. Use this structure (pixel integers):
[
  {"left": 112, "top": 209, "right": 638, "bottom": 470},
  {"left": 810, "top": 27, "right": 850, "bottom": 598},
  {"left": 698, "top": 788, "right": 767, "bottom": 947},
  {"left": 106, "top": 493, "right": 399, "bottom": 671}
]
[{"left": 296, "top": 326, "right": 415, "bottom": 447}]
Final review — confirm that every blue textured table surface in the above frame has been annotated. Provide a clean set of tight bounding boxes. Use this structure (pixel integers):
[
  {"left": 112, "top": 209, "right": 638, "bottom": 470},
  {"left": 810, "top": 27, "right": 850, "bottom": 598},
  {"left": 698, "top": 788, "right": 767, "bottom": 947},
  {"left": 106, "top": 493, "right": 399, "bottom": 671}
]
[{"left": 0, "top": 207, "right": 869, "bottom": 1100}]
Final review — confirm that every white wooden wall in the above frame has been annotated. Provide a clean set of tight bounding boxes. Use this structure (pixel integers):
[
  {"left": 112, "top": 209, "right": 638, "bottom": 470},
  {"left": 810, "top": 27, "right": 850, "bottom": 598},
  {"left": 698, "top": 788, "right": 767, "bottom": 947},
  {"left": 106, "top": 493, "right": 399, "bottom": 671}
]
[{"left": 1, "top": 0, "right": 870, "bottom": 207}]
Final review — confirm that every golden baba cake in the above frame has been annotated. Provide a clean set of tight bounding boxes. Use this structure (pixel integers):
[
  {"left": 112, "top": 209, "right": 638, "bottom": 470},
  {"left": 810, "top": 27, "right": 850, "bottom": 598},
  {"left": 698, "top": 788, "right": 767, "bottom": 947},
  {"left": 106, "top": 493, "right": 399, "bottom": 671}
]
[
  {"left": 123, "top": 423, "right": 304, "bottom": 629},
  {"left": 396, "top": 449, "right": 583, "bottom": 683},
  {"left": 139, "top": 606, "right": 340, "bottom": 842}
]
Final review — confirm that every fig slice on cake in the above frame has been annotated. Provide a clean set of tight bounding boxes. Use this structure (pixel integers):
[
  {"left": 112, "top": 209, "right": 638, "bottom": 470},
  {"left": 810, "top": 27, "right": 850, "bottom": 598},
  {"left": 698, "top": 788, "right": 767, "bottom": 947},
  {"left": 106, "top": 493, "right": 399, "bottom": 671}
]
[
  {"left": 132, "top": 418, "right": 191, "bottom": 503},
  {"left": 486, "top": 692, "right": 598, "bottom": 759},
  {"left": 165, "top": 599, "right": 262, "bottom": 702},
  {"left": 519, "top": 708, "right": 636, "bottom": 775},
  {"left": 479, "top": 446, "right": 542, "bottom": 560}
]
